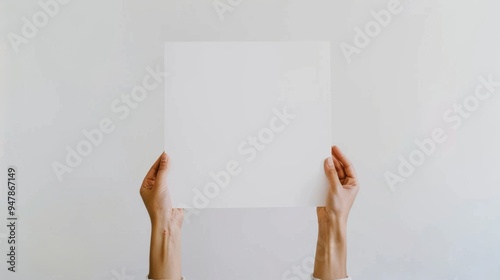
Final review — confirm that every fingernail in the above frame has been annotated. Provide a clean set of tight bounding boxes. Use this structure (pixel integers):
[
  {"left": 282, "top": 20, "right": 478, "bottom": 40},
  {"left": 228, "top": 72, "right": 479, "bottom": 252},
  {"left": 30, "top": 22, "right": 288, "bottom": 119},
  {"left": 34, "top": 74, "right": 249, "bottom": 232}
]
[{"left": 327, "top": 157, "right": 334, "bottom": 168}]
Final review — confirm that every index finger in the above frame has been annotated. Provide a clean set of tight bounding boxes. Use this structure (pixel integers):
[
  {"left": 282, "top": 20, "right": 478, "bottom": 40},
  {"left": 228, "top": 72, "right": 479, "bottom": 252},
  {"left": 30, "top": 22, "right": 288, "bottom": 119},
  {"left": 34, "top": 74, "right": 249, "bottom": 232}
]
[{"left": 332, "top": 145, "right": 357, "bottom": 179}]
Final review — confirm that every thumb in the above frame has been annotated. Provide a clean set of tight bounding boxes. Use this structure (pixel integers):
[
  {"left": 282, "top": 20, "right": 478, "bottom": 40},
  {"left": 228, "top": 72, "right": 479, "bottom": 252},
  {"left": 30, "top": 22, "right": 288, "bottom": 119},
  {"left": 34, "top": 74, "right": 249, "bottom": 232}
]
[
  {"left": 324, "top": 157, "right": 341, "bottom": 190},
  {"left": 155, "top": 152, "right": 169, "bottom": 188}
]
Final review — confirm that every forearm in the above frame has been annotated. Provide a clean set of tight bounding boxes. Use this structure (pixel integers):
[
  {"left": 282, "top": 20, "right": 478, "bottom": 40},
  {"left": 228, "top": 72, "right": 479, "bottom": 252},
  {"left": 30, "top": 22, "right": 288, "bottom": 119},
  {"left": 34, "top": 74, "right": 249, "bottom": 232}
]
[
  {"left": 148, "top": 222, "right": 182, "bottom": 280},
  {"left": 313, "top": 219, "right": 348, "bottom": 279}
]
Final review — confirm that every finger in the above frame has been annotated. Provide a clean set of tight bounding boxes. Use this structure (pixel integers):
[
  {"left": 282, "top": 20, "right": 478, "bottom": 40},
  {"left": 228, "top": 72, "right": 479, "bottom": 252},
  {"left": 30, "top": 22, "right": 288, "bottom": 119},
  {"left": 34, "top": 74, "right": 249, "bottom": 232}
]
[
  {"left": 324, "top": 157, "right": 341, "bottom": 189},
  {"left": 332, "top": 145, "right": 357, "bottom": 179},
  {"left": 331, "top": 147, "right": 345, "bottom": 179},
  {"left": 144, "top": 153, "right": 163, "bottom": 182},
  {"left": 154, "top": 152, "right": 170, "bottom": 189}
]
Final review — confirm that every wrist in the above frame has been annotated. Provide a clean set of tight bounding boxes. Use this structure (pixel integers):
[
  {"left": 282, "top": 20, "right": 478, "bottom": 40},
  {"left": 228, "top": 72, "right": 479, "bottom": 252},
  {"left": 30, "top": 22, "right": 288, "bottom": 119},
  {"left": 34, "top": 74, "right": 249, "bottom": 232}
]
[
  {"left": 318, "top": 217, "right": 347, "bottom": 243},
  {"left": 151, "top": 220, "right": 182, "bottom": 237}
]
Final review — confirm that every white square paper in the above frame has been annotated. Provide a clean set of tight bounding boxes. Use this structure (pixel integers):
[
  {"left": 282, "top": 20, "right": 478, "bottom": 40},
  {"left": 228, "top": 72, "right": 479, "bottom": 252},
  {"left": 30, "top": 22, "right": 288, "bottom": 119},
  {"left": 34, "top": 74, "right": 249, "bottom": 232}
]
[{"left": 164, "top": 41, "right": 331, "bottom": 208}]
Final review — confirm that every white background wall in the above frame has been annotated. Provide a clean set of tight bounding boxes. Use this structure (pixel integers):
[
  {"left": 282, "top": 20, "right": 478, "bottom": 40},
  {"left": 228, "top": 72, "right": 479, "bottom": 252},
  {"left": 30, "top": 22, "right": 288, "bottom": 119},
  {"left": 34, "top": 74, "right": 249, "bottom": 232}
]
[{"left": 1, "top": 0, "right": 500, "bottom": 279}]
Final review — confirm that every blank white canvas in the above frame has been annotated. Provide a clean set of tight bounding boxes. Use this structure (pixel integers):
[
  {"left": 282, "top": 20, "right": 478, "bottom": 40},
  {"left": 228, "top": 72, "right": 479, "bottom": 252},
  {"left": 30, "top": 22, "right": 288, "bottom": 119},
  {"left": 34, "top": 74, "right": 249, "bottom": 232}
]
[{"left": 164, "top": 41, "right": 331, "bottom": 208}]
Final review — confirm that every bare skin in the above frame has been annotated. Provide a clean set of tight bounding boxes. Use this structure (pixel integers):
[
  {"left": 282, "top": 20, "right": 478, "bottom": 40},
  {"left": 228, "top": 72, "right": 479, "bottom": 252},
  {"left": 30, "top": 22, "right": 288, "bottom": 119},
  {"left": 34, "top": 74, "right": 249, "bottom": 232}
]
[
  {"left": 314, "top": 146, "right": 359, "bottom": 279},
  {"left": 140, "top": 152, "right": 184, "bottom": 280},
  {"left": 141, "top": 147, "right": 358, "bottom": 279}
]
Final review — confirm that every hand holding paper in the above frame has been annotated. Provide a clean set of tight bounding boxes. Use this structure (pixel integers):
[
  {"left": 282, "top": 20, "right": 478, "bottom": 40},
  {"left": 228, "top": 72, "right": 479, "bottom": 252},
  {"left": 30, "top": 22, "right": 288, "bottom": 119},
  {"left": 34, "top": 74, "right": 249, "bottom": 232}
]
[
  {"left": 314, "top": 146, "right": 359, "bottom": 280},
  {"left": 140, "top": 152, "right": 184, "bottom": 280}
]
